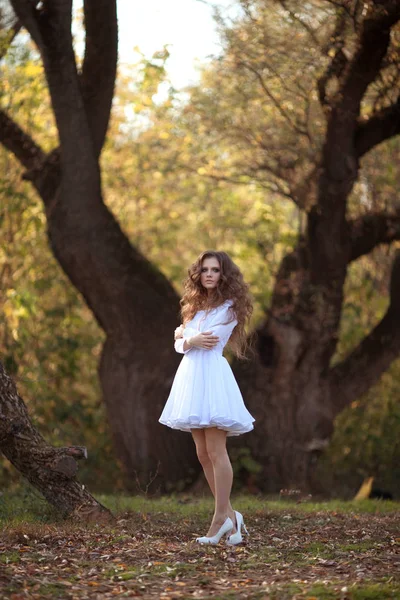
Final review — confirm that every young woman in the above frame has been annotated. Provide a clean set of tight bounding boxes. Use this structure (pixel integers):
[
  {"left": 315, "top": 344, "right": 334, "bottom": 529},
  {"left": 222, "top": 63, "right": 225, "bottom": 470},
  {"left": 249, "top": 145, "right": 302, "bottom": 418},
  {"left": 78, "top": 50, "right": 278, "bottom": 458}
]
[{"left": 159, "top": 250, "right": 255, "bottom": 545}]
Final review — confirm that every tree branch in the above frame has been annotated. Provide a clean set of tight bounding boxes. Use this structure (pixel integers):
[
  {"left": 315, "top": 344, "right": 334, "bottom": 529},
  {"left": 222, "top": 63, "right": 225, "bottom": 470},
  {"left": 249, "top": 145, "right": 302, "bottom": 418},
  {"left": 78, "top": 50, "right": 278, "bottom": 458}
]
[
  {"left": 329, "top": 250, "right": 400, "bottom": 415},
  {"left": 339, "top": 1, "right": 400, "bottom": 117},
  {"left": 349, "top": 210, "right": 400, "bottom": 262},
  {"left": 278, "top": 0, "right": 322, "bottom": 49},
  {"left": 80, "top": 0, "right": 118, "bottom": 157},
  {"left": 237, "top": 58, "right": 310, "bottom": 139},
  {"left": 0, "top": 18, "right": 22, "bottom": 61},
  {"left": 317, "top": 10, "right": 348, "bottom": 109},
  {"left": 309, "top": 1, "right": 400, "bottom": 288},
  {"left": 0, "top": 360, "right": 112, "bottom": 521},
  {"left": 9, "top": 0, "right": 43, "bottom": 50},
  {"left": 0, "top": 108, "right": 46, "bottom": 171},
  {"left": 355, "top": 97, "right": 400, "bottom": 157}
]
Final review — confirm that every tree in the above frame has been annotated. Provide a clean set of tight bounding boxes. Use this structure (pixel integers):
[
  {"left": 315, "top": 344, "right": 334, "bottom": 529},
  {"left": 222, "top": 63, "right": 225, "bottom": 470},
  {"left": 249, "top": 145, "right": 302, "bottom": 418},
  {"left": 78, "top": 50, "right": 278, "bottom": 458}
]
[
  {"left": 186, "top": 0, "right": 400, "bottom": 491},
  {"left": 0, "top": 359, "right": 112, "bottom": 519},
  {"left": 0, "top": 0, "right": 198, "bottom": 491}
]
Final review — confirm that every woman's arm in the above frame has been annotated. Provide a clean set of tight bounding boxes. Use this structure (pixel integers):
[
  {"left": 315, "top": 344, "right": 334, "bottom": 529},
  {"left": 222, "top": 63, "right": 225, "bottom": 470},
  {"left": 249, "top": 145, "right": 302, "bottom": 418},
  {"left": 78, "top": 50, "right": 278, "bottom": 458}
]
[
  {"left": 175, "top": 331, "right": 220, "bottom": 353},
  {"left": 174, "top": 326, "right": 198, "bottom": 354},
  {"left": 174, "top": 337, "right": 192, "bottom": 354}
]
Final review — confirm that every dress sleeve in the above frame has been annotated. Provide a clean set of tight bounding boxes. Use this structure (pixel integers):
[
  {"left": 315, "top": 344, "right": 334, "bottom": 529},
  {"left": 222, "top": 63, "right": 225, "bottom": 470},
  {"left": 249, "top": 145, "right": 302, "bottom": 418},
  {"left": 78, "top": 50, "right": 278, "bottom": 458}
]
[
  {"left": 174, "top": 338, "right": 191, "bottom": 354},
  {"left": 174, "top": 326, "right": 197, "bottom": 354},
  {"left": 207, "top": 302, "right": 238, "bottom": 347}
]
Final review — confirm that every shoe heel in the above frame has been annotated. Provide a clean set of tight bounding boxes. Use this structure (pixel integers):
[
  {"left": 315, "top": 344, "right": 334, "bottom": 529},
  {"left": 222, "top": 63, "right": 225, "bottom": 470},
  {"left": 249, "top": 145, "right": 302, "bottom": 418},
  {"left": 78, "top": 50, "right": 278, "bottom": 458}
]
[
  {"left": 226, "top": 510, "right": 249, "bottom": 546},
  {"left": 196, "top": 517, "right": 234, "bottom": 545}
]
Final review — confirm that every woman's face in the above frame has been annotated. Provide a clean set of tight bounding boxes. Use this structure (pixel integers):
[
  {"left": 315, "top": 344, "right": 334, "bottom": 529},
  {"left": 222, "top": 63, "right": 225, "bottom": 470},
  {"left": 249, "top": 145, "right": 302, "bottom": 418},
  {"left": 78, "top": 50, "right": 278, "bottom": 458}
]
[{"left": 200, "top": 256, "right": 221, "bottom": 292}]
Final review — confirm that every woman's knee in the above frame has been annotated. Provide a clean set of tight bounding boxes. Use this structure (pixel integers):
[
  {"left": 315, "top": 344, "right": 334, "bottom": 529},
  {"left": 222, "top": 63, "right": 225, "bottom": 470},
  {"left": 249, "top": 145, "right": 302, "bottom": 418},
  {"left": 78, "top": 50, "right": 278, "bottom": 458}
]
[
  {"left": 192, "top": 430, "right": 209, "bottom": 464},
  {"left": 205, "top": 441, "right": 227, "bottom": 465},
  {"left": 206, "top": 447, "right": 220, "bottom": 464},
  {"left": 195, "top": 443, "right": 211, "bottom": 465},
  {"left": 205, "top": 429, "right": 227, "bottom": 464}
]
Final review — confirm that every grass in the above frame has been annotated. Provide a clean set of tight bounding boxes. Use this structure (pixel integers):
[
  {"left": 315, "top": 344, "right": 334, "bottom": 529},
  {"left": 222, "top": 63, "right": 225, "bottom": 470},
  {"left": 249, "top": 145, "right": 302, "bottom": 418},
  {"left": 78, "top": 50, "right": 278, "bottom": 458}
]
[
  {"left": 0, "top": 488, "right": 399, "bottom": 599},
  {"left": 96, "top": 493, "right": 400, "bottom": 517}
]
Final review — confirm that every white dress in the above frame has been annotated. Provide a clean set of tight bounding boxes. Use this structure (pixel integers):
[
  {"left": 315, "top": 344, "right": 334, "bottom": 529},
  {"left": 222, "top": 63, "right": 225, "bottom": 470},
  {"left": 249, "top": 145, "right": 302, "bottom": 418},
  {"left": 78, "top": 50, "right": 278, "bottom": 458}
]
[{"left": 159, "top": 300, "right": 255, "bottom": 436}]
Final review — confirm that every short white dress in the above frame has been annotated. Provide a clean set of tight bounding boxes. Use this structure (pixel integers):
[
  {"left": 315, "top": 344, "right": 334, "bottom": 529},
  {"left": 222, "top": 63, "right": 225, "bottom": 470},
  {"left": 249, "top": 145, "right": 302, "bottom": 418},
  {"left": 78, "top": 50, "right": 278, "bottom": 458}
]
[{"left": 159, "top": 300, "right": 255, "bottom": 436}]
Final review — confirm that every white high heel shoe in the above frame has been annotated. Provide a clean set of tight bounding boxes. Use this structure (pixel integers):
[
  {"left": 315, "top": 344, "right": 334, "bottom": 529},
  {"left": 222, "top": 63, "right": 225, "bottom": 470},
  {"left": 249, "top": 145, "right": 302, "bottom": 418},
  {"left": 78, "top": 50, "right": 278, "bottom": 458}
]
[
  {"left": 196, "top": 517, "right": 234, "bottom": 545},
  {"left": 226, "top": 511, "right": 248, "bottom": 545}
]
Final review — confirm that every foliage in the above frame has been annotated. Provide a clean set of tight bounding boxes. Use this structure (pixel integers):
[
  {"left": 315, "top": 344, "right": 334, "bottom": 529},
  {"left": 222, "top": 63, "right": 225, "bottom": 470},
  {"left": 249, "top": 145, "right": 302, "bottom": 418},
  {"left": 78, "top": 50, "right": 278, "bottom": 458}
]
[{"left": 103, "top": 51, "right": 299, "bottom": 324}]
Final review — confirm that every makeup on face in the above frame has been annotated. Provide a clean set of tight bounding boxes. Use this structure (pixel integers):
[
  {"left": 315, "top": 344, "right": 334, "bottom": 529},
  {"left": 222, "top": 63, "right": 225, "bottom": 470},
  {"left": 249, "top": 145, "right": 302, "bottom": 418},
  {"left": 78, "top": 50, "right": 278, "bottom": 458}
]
[{"left": 200, "top": 257, "right": 221, "bottom": 291}]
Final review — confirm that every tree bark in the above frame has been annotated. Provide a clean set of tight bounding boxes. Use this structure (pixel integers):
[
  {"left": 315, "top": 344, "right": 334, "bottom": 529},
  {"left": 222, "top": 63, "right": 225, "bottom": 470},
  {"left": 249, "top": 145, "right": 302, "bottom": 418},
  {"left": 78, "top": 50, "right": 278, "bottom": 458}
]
[{"left": 0, "top": 361, "right": 112, "bottom": 520}]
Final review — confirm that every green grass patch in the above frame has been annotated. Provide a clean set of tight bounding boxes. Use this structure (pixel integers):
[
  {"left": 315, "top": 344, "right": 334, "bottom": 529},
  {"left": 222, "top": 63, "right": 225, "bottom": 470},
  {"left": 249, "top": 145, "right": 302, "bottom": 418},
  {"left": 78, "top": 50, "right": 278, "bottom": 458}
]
[
  {"left": 255, "top": 582, "right": 400, "bottom": 600},
  {"left": 350, "top": 582, "right": 400, "bottom": 599},
  {"left": 0, "top": 550, "right": 21, "bottom": 564},
  {"left": 1, "top": 487, "right": 399, "bottom": 527},
  {"left": 96, "top": 493, "right": 400, "bottom": 519},
  {"left": 0, "top": 486, "right": 61, "bottom": 524},
  {"left": 36, "top": 583, "right": 71, "bottom": 598},
  {"left": 338, "top": 541, "right": 379, "bottom": 552}
]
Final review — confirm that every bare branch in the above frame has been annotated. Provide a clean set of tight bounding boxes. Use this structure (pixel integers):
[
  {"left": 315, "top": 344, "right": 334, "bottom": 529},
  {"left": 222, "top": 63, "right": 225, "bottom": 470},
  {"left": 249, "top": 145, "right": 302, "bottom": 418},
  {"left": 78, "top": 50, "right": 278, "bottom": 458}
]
[
  {"left": 278, "top": 0, "right": 323, "bottom": 49},
  {"left": 329, "top": 249, "right": 400, "bottom": 415},
  {"left": 237, "top": 59, "right": 311, "bottom": 139},
  {"left": 355, "top": 97, "right": 400, "bottom": 157},
  {"left": 349, "top": 210, "right": 400, "bottom": 261},
  {"left": 0, "top": 108, "right": 46, "bottom": 171}
]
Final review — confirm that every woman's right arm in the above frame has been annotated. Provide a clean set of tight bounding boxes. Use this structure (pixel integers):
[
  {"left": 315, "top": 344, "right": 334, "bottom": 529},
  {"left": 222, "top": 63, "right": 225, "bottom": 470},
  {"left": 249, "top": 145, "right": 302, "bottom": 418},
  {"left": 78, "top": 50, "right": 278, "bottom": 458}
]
[
  {"left": 174, "top": 325, "right": 195, "bottom": 354},
  {"left": 174, "top": 337, "right": 192, "bottom": 354}
]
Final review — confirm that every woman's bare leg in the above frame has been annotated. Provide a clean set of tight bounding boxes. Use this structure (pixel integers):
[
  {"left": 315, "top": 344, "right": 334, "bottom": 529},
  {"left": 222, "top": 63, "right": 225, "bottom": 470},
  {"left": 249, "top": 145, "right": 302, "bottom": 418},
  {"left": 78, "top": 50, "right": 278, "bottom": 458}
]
[
  {"left": 204, "top": 427, "right": 236, "bottom": 537},
  {"left": 191, "top": 429, "right": 215, "bottom": 496}
]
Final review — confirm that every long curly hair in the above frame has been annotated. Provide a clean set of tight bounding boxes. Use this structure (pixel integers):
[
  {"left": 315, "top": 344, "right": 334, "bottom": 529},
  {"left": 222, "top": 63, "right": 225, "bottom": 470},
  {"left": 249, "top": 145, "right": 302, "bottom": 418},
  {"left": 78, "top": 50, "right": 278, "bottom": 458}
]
[{"left": 180, "top": 250, "right": 253, "bottom": 358}]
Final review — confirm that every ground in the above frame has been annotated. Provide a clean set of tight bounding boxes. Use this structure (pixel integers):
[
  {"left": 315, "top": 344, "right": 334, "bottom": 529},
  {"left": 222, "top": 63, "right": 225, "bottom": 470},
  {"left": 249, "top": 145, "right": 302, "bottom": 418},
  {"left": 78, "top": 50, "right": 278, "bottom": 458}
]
[{"left": 0, "top": 492, "right": 399, "bottom": 599}]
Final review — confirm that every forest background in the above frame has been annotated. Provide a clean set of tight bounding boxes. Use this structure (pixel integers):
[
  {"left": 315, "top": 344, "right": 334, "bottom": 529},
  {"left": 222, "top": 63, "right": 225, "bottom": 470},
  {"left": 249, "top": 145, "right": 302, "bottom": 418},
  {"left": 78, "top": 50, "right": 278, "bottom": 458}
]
[{"left": 1, "top": 0, "right": 400, "bottom": 502}]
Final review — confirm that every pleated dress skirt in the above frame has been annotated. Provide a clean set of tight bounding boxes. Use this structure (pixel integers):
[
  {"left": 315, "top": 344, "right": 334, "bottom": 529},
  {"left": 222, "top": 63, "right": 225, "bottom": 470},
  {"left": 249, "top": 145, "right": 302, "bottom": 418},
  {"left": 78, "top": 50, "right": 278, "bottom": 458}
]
[{"left": 159, "top": 347, "right": 255, "bottom": 437}]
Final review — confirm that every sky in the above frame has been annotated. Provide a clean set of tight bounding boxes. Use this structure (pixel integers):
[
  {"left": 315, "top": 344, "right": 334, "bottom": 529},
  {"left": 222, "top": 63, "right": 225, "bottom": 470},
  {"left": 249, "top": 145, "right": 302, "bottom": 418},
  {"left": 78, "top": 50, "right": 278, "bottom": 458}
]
[{"left": 116, "top": 0, "right": 236, "bottom": 89}]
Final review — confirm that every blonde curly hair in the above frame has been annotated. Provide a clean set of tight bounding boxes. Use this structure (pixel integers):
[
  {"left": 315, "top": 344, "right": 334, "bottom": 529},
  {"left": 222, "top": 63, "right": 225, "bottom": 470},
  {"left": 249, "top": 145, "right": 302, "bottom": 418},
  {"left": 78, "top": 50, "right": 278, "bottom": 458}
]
[{"left": 180, "top": 251, "right": 253, "bottom": 358}]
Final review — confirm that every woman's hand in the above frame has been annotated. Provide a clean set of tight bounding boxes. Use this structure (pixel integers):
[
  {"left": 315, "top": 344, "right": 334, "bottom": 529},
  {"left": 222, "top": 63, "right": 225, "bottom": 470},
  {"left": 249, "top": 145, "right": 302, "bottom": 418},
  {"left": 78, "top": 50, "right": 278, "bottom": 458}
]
[
  {"left": 174, "top": 324, "right": 184, "bottom": 340},
  {"left": 188, "top": 331, "right": 219, "bottom": 350}
]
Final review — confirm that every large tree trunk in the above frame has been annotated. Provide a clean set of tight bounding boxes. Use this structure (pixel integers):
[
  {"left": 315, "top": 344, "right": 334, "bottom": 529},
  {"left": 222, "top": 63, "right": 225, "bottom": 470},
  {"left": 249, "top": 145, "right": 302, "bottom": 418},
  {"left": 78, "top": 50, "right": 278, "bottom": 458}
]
[
  {"left": 1, "top": 0, "right": 198, "bottom": 490},
  {"left": 0, "top": 361, "right": 112, "bottom": 520},
  {"left": 234, "top": 247, "right": 400, "bottom": 493}
]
